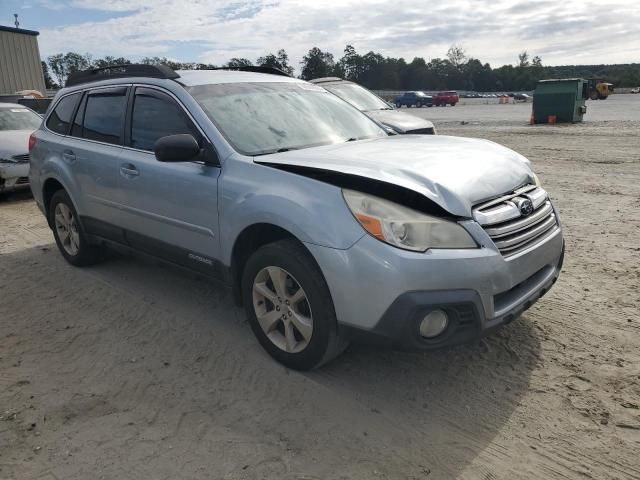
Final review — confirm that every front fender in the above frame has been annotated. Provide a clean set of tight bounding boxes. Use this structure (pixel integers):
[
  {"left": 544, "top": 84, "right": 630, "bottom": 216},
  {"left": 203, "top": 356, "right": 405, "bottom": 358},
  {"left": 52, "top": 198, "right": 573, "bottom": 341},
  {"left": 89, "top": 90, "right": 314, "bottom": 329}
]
[{"left": 219, "top": 157, "right": 365, "bottom": 265}]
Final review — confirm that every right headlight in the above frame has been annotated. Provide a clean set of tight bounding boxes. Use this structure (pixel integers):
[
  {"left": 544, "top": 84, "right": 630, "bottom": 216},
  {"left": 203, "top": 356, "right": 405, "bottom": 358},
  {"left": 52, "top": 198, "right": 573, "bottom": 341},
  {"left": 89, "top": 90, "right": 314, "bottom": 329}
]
[{"left": 343, "top": 189, "right": 477, "bottom": 252}]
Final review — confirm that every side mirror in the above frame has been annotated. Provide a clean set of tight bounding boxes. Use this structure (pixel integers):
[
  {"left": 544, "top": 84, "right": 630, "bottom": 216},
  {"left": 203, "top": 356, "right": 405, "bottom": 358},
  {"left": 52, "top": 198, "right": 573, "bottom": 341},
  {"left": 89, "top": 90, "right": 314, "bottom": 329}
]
[{"left": 154, "top": 134, "right": 201, "bottom": 163}]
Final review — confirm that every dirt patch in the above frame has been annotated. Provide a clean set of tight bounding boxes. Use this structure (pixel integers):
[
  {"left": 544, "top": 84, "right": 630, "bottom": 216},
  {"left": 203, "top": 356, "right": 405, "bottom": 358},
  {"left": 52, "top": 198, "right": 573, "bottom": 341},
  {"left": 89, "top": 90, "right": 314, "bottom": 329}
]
[{"left": 1, "top": 100, "right": 639, "bottom": 479}]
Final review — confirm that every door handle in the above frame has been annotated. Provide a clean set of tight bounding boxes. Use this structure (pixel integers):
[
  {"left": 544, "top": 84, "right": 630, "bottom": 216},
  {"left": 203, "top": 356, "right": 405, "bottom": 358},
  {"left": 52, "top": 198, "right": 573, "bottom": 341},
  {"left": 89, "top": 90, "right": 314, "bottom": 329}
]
[
  {"left": 120, "top": 163, "right": 139, "bottom": 178},
  {"left": 62, "top": 150, "right": 76, "bottom": 163}
]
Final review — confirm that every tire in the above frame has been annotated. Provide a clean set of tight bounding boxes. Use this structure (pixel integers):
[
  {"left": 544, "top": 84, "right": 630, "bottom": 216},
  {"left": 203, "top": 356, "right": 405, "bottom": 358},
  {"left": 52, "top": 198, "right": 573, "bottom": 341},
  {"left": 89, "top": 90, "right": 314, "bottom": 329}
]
[
  {"left": 49, "top": 189, "right": 102, "bottom": 266},
  {"left": 590, "top": 91, "right": 598, "bottom": 101},
  {"left": 450, "top": 102, "right": 456, "bottom": 106},
  {"left": 241, "top": 239, "right": 348, "bottom": 370},
  {"left": 395, "top": 102, "right": 401, "bottom": 108}
]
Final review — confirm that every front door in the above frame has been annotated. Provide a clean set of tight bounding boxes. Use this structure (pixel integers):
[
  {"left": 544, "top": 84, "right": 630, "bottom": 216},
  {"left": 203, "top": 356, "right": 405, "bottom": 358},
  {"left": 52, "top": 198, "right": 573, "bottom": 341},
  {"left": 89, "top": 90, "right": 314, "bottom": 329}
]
[{"left": 116, "top": 86, "right": 222, "bottom": 275}]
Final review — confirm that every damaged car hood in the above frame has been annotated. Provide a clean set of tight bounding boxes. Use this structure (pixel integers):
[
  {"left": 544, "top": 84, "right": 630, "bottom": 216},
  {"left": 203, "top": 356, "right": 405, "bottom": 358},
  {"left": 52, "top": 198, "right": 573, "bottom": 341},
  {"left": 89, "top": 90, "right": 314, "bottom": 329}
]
[
  {"left": 256, "top": 135, "right": 534, "bottom": 217},
  {"left": 365, "top": 109, "right": 435, "bottom": 133}
]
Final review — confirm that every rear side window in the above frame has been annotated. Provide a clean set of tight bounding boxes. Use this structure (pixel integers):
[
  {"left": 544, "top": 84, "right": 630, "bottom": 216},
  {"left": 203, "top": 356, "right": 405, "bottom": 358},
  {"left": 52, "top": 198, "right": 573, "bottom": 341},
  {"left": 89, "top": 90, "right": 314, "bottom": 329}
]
[
  {"left": 82, "top": 89, "right": 127, "bottom": 145},
  {"left": 130, "top": 89, "right": 198, "bottom": 151},
  {"left": 46, "top": 93, "right": 81, "bottom": 135}
]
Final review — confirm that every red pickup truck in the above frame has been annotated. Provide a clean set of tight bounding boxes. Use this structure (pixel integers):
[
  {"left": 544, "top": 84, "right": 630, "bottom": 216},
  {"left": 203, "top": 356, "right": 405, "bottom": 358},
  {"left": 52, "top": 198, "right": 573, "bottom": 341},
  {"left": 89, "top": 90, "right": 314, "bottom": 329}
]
[{"left": 433, "top": 91, "right": 459, "bottom": 107}]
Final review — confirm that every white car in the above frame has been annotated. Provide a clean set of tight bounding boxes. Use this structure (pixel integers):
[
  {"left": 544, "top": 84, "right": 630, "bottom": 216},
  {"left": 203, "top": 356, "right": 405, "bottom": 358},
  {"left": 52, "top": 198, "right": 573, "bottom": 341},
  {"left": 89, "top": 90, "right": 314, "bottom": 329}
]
[
  {"left": 0, "top": 103, "right": 42, "bottom": 195},
  {"left": 631, "top": 87, "right": 640, "bottom": 94}
]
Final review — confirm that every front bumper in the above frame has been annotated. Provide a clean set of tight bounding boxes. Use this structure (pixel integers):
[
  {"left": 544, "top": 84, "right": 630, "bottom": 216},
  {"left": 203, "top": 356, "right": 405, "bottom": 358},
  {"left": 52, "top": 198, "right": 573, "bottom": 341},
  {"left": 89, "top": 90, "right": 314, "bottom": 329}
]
[
  {"left": 304, "top": 220, "right": 564, "bottom": 350},
  {"left": 0, "top": 162, "right": 30, "bottom": 192}
]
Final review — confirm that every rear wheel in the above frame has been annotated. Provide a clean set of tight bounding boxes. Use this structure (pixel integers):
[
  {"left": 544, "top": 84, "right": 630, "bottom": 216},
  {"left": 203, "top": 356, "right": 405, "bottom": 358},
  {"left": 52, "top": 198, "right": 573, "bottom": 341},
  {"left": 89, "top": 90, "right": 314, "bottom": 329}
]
[
  {"left": 242, "top": 239, "right": 347, "bottom": 370},
  {"left": 49, "top": 190, "right": 102, "bottom": 266},
  {"left": 590, "top": 91, "right": 599, "bottom": 100}
]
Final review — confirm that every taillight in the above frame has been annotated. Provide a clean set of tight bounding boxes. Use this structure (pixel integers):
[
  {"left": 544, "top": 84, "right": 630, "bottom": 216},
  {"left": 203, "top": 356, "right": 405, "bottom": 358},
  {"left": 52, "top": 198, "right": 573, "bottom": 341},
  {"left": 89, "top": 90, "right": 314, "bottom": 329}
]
[{"left": 28, "top": 132, "right": 36, "bottom": 152}]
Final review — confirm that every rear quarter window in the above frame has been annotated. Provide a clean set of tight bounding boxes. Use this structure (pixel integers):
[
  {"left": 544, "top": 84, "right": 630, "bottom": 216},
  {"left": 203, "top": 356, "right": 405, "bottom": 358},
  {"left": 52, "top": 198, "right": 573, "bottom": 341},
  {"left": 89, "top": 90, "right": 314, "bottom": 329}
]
[{"left": 46, "top": 93, "right": 81, "bottom": 135}]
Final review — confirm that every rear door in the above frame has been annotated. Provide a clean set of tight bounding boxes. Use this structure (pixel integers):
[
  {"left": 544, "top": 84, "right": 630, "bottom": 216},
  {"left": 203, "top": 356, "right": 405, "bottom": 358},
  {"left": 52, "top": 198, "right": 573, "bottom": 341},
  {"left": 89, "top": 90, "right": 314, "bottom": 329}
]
[
  {"left": 65, "top": 86, "right": 129, "bottom": 240},
  {"left": 117, "top": 86, "right": 222, "bottom": 273}
]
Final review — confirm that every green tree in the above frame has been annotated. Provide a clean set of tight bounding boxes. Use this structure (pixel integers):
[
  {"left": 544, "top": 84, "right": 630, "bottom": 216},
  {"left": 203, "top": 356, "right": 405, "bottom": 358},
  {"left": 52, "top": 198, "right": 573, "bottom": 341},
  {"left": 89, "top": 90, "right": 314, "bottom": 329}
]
[
  {"left": 47, "top": 52, "right": 91, "bottom": 86},
  {"left": 256, "top": 49, "right": 294, "bottom": 75},
  {"left": 41, "top": 60, "right": 56, "bottom": 89},
  {"left": 518, "top": 51, "right": 530, "bottom": 67},
  {"left": 446, "top": 45, "right": 467, "bottom": 70},
  {"left": 299, "top": 47, "right": 335, "bottom": 80},
  {"left": 93, "top": 56, "right": 131, "bottom": 68},
  {"left": 225, "top": 58, "right": 253, "bottom": 68}
]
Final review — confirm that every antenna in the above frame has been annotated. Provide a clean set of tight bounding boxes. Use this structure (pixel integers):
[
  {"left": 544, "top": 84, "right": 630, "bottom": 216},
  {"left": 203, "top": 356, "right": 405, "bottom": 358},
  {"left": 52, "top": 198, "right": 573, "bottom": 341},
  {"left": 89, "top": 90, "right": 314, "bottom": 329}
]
[{"left": 14, "top": 14, "right": 19, "bottom": 28}]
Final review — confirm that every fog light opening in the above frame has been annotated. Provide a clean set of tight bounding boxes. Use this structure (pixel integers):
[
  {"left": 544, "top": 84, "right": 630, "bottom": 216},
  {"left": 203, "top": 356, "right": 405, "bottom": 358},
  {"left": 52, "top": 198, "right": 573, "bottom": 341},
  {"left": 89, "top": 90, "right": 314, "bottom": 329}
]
[{"left": 419, "top": 310, "right": 449, "bottom": 338}]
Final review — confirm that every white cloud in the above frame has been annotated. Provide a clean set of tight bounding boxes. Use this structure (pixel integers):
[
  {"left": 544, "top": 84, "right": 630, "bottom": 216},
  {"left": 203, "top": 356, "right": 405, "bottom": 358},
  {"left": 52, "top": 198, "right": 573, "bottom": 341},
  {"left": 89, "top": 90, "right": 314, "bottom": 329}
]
[{"left": 38, "top": 0, "right": 640, "bottom": 69}]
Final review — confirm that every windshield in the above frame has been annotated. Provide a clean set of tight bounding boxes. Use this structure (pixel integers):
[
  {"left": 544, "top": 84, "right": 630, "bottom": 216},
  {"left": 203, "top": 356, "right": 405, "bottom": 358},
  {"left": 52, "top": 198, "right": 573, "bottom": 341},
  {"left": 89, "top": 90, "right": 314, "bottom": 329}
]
[
  {"left": 188, "top": 82, "right": 386, "bottom": 156},
  {"left": 324, "top": 83, "right": 391, "bottom": 112},
  {"left": 0, "top": 107, "right": 42, "bottom": 131}
]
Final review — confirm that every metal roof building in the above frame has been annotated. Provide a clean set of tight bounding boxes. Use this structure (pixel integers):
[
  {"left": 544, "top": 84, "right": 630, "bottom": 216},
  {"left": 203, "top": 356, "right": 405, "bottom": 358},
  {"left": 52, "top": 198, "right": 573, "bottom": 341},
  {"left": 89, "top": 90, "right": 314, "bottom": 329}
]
[{"left": 0, "top": 25, "right": 46, "bottom": 94}]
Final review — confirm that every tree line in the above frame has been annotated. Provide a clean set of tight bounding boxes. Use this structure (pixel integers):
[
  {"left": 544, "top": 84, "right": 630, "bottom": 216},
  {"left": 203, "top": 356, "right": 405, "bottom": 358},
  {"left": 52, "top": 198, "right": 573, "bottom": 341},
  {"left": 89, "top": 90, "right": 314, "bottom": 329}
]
[{"left": 42, "top": 45, "right": 640, "bottom": 91}]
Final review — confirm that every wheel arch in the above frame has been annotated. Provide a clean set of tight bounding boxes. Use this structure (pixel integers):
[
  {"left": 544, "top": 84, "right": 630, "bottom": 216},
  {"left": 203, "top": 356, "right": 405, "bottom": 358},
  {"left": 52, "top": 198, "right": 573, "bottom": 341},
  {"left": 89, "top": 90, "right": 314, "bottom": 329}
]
[
  {"left": 42, "top": 177, "right": 68, "bottom": 227},
  {"left": 230, "top": 223, "right": 315, "bottom": 306}
]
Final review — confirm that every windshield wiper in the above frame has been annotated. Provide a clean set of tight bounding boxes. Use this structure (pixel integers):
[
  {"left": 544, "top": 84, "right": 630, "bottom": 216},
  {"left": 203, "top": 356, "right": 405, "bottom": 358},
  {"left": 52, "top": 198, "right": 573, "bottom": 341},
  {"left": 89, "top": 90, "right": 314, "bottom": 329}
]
[{"left": 253, "top": 147, "right": 296, "bottom": 156}]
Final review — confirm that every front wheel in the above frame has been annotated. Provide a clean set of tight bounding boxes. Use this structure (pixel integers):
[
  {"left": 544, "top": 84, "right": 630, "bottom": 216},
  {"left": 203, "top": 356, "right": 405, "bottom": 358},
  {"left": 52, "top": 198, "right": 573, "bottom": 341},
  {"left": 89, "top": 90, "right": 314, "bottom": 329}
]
[
  {"left": 395, "top": 102, "right": 401, "bottom": 108},
  {"left": 242, "top": 239, "right": 348, "bottom": 370},
  {"left": 49, "top": 190, "right": 102, "bottom": 266}
]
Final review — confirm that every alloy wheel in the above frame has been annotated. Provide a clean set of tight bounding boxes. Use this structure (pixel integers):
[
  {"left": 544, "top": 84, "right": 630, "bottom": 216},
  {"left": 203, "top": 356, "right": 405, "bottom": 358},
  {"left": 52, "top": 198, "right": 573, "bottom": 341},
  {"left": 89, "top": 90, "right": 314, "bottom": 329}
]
[
  {"left": 252, "top": 266, "right": 313, "bottom": 353},
  {"left": 54, "top": 203, "right": 80, "bottom": 256}
]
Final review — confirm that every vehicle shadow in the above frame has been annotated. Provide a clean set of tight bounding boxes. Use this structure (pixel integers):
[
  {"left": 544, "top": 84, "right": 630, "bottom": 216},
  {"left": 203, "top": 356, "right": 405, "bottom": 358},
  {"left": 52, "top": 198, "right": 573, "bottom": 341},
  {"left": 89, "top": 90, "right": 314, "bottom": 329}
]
[{"left": 0, "top": 245, "right": 540, "bottom": 480}]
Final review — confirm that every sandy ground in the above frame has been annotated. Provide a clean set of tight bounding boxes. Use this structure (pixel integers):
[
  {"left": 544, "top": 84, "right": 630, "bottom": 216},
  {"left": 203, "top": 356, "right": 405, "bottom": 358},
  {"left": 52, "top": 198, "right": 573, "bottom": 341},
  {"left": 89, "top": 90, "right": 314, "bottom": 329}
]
[{"left": 1, "top": 95, "right": 639, "bottom": 480}]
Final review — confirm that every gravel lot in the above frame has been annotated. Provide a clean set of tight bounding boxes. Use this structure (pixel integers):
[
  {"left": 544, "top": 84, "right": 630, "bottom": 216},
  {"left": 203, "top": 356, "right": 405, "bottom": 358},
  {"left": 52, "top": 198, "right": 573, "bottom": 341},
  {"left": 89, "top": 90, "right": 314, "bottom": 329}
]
[{"left": 1, "top": 95, "right": 639, "bottom": 480}]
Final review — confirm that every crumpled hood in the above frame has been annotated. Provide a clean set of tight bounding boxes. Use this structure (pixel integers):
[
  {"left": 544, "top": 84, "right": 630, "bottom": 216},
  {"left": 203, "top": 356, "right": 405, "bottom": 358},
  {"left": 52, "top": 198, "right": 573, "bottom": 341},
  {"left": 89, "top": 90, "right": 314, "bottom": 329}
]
[
  {"left": 0, "top": 130, "right": 31, "bottom": 160},
  {"left": 257, "top": 135, "right": 534, "bottom": 217},
  {"left": 365, "top": 109, "right": 434, "bottom": 133}
]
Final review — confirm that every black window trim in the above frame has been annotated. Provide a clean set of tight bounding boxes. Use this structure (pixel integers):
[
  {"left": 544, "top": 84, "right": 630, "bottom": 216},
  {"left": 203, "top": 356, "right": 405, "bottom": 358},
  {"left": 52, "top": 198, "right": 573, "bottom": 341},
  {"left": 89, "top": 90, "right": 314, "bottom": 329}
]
[
  {"left": 80, "top": 85, "right": 130, "bottom": 146},
  {"left": 125, "top": 86, "right": 203, "bottom": 151},
  {"left": 123, "top": 83, "right": 219, "bottom": 166},
  {"left": 45, "top": 91, "right": 83, "bottom": 136},
  {"left": 44, "top": 83, "right": 219, "bottom": 166}
]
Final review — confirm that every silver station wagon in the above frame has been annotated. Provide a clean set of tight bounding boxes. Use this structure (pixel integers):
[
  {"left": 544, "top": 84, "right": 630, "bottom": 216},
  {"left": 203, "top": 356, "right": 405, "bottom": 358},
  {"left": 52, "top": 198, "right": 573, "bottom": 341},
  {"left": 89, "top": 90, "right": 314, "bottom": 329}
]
[{"left": 29, "top": 65, "right": 564, "bottom": 370}]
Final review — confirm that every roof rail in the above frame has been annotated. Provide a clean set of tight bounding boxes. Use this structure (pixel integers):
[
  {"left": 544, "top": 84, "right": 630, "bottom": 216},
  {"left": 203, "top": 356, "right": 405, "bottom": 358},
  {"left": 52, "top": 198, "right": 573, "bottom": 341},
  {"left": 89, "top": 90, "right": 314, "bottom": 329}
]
[
  {"left": 66, "top": 64, "right": 180, "bottom": 87},
  {"left": 309, "top": 77, "right": 343, "bottom": 83},
  {"left": 216, "top": 65, "right": 291, "bottom": 77}
]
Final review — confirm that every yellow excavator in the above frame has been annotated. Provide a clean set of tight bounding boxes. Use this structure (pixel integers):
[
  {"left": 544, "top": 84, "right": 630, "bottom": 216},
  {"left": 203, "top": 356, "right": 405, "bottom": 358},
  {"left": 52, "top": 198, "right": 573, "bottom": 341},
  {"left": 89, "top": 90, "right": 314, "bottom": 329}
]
[{"left": 587, "top": 79, "right": 614, "bottom": 100}]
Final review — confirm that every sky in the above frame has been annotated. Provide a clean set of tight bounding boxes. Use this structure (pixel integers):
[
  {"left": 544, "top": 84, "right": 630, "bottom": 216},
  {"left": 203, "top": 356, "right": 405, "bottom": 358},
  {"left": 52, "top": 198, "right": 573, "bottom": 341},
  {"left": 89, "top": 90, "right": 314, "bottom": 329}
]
[{"left": 1, "top": 0, "right": 639, "bottom": 73}]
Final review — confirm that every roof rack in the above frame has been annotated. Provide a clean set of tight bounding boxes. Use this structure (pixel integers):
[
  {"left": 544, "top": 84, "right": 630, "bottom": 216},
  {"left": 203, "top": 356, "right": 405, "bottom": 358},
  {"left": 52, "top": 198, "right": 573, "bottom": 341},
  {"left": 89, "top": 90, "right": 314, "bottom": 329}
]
[
  {"left": 309, "top": 77, "right": 343, "bottom": 83},
  {"left": 66, "top": 64, "right": 180, "bottom": 87},
  {"left": 216, "top": 65, "right": 291, "bottom": 77}
]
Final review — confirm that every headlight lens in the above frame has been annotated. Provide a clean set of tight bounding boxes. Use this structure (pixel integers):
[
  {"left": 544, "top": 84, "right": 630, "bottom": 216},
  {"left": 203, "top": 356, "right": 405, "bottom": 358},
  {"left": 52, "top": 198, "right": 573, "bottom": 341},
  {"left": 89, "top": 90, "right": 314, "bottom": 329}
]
[{"left": 343, "top": 189, "right": 477, "bottom": 252}]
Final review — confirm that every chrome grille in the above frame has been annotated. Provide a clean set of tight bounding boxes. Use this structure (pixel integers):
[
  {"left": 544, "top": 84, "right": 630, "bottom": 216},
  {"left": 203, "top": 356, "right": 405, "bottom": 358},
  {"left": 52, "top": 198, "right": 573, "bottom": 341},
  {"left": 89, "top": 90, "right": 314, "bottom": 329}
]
[
  {"left": 473, "top": 185, "right": 560, "bottom": 258},
  {"left": 15, "top": 177, "right": 29, "bottom": 185},
  {"left": 11, "top": 154, "right": 30, "bottom": 163}
]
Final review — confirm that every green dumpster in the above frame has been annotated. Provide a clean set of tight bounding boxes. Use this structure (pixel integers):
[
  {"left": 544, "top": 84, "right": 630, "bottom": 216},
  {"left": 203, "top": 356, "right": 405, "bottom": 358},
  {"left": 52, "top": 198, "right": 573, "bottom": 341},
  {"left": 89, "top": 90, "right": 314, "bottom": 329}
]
[{"left": 533, "top": 78, "right": 588, "bottom": 124}]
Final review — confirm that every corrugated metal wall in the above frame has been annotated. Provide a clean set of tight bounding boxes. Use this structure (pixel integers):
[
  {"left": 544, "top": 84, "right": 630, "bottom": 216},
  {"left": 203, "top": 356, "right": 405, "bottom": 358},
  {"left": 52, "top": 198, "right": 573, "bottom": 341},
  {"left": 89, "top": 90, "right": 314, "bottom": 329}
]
[{"left": 0, "top": 30, "right": 46, "bottom": 94}]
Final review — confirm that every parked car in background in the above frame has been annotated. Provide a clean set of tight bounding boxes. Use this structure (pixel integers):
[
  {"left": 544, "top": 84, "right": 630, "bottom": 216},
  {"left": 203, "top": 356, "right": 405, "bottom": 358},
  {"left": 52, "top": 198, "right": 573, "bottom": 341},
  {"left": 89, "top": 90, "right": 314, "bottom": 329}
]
[
  {"left": 393, "top": 91, "right": 433, "bottom": 108},
  {"left": 0, "top": 103, "right": 42, "bottom": 196},
  {"left": 514, "top": 93, "right": 531, "bottom": 101},
  {"left": 311, "top": 78, "right": 435, "bottom": 134},
  {"left": 433, "top": 91, "right": 459, "bottom": 106},
  {"left": 31, "top": 64, "right": 564, "bottom": 370},
  {"left": 631, "top": 87, "right": 640, "bottom": 94}
]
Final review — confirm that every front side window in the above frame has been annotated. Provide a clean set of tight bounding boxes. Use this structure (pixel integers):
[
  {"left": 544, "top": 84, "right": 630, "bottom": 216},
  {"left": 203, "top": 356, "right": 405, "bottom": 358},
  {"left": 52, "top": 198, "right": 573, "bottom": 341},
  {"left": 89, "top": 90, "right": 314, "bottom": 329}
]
[
  {"left": 0, "top": 107, "right": 42, "bottom": 131},
  {"left": 324, "top": 83, "right": 391, "bottom": 112},
  {"left": 46, "top": 93, "right": 81, "bottom": 134},
  {"left": 82, "top": 89, "right": 127, "bottom": 145},
  {"left": 130, "top": 89, "right": 198, "bottom": 151},
  {"left": 189, "top": 82, "right": 385, "bottom": 156}
]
